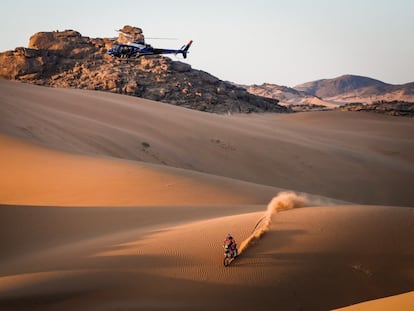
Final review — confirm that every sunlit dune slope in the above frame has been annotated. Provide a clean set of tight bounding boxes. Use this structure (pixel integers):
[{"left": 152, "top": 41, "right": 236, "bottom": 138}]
[
  {"left": 0, "top": 134, "right": 279, "bottom": 206},
  {"left": 333, "top": 291, "right": 414, "bottom": 311}
]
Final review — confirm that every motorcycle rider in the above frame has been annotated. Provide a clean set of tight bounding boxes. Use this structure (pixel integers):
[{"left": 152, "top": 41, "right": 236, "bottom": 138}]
[{"left": 223, "top": 233, "right": 238, "bottom": 257}]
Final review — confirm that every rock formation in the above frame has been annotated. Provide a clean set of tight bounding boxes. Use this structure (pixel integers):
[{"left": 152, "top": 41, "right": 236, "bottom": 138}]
[
  {"left": 0, "top": 27, "right": 288, "bottom": 114},
  {"left": 339, "top": 101, "right": 414, "bottom": 117},
  {"left": 117, "top": 25, "right": 144, "bottom": 43}
]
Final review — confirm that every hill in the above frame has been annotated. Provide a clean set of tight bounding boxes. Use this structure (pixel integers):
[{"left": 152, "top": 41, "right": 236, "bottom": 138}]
[
  {"left": 0, "top": 28, "right": 288, "bottom": 114},
  {"left": 294, "top": 74, "right": 388, "bottom": 98},
  {"left": 246, "top": 75, "right": 414, "bottom": 113},
  {"left": 247, "top": 83, "right": 338, "bottom": 111},
  {"left": 294, "top": 74, "right": 414, "bottom": 103}
]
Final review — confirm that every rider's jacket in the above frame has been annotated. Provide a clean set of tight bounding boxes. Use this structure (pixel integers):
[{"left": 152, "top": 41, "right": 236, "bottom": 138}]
[{"left": 224, "top": 238, "right": 237, "bottom": 249}]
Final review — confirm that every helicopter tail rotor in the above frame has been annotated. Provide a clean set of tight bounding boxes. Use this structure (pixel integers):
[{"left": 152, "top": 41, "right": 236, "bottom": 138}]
[{"left": 182, "top": 40, "right": 193, "bottom": 59}]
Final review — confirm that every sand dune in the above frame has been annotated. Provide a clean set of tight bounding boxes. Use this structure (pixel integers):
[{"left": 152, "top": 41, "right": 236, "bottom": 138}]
[
  {"left": 1, "top": 202, "right": 412, "bottom": 310},
  {"left": 1, "top": 80, "right": 413, "bottom": 206},
  {"left": 333, "top": 291, "right": 414, "bottom": 311},
  {"left": 1, "top": 80, "right": 413, "bottom": 310},
  {"left": 0, "top": 134, "right": 279, "bottom": 207}
]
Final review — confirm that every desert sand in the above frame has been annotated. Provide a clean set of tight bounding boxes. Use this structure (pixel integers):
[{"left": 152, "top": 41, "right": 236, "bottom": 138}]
[{"left": 0, "top": 79, "right": 413, "bottom": 310}]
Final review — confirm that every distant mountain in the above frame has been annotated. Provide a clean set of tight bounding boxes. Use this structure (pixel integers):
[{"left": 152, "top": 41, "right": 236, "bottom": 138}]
[
  {"left": 247, "top": 83, "right": 338, "bottom": 111},
  {"left": 294, "top": 75, "right": 388, "bottom": 98},
  {"left": 246, "top": 75, "right": 414, "bottom": 114},
  {"left": 0, "top": 27, "right": 289, "bottom": 114},
  {"left": 293, "top": 74, "right": 414, "bottom": 103}
]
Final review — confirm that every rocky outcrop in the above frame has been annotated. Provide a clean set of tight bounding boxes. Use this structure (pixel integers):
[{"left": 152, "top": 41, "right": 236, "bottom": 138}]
[
  {"left": 339, "top": 101, "right": 414, "bottom": 117},
  {"left": 0, "top": 28, "right": 288, "bottom": 114},
  {"left": 116, "top": 25, "right": 144, "bottom": 43}
]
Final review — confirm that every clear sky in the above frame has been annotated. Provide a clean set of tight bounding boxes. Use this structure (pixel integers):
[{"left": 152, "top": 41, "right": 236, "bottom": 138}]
[{"left": 1, "top": 0, "right": 413, "bottom": 86}]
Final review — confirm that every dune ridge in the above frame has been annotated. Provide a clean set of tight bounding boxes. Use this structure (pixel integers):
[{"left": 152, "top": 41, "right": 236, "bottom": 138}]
[
  {"left": 239, "top": 191, "right": 306, "bottom": 254},
  {"left": 239, "top": 191, "right": 350, "bottom": 255},
  {"left": 333, "top": 291, "right": 414, "bottom": 311}
]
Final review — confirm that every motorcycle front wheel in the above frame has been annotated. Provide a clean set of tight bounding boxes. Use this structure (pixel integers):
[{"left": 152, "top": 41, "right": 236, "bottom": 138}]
[
  {"left": 223, "top": 256, "right": 233, "bottom": 267},
  {"left": 224, "top": 256, "right": 231, "bottom": 266}
]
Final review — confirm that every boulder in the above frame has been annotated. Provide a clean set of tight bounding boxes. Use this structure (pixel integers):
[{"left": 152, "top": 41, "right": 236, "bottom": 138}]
[{"left": 117, "top": 25, "right": 144, "bottom": 43}]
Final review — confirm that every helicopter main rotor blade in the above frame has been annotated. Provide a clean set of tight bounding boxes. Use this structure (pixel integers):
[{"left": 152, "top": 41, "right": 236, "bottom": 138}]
[{"left": 146, "top": 37, "right": 178, "bottom": 40}]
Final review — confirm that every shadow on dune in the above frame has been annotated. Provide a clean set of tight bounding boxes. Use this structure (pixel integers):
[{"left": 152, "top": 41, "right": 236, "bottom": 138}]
[
  {"left": 2, "top": 245, "right": 413, "bottom": 311},
  {"left": 0, "top": 204, "right": 262, "bottom": 261},
  {"left": 0, "top": 290, "right": 96, "bottom": 311},
  {"left": 0, "top": 269, "right": 275, "bottom": 311}
]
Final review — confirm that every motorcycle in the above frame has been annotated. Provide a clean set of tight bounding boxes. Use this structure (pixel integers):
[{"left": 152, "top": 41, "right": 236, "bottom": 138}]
[{"left": 223, "top": 243, "right": 237, "bottom": 266}]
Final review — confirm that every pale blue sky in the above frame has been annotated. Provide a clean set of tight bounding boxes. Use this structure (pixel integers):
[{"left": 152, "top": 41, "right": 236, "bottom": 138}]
[{"left": 1, "top": 0, "right": 413, "bottom": 86}]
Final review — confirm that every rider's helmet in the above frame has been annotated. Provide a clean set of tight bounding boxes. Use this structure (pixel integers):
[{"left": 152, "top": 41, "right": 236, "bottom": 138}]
[{"left": 226, "top": 233, "right": 233, "bottom": 240}]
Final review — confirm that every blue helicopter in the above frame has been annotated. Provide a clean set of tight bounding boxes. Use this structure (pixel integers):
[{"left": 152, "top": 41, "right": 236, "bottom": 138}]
[{"left": 107, "top": 30, "right": 193, "bottom": 59}]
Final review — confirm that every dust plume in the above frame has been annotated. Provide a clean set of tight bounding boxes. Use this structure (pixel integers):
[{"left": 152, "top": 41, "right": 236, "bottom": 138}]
[{"left": 239, "top": 191, "right": 306, "bottom": 254}]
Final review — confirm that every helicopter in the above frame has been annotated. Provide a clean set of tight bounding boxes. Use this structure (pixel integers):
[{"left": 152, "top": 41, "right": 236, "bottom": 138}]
[{"left": 107, "top": 30, "right": 193, "bottom": 59}]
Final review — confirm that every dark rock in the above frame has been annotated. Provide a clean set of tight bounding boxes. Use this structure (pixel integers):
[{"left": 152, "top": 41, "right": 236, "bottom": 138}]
[
  {"left": 171, "top": 61, "right": 191, "bottom": 72},
  {"left": 339, "top": 101, "right": 414, "bottom": 117}
]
